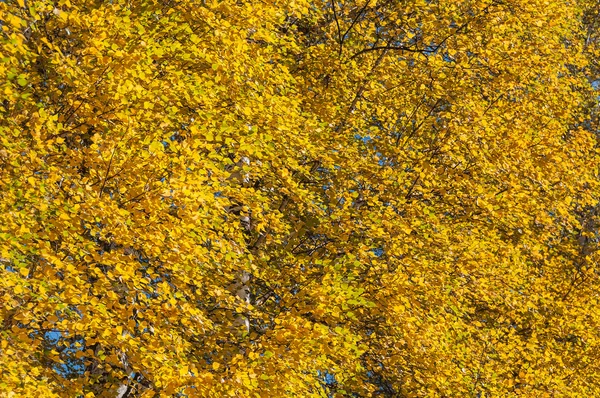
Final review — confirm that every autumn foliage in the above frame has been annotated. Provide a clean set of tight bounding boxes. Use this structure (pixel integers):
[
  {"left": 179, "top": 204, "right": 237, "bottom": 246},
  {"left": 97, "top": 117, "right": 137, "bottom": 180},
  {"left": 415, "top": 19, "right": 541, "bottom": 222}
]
[{"left": 2, "top": 0, "right": 600, "bottom": 396}]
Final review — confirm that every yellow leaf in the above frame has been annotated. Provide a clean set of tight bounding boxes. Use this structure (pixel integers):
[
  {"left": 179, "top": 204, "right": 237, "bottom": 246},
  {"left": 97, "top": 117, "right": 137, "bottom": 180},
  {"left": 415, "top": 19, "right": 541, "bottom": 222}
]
[{"left": 179, "top": 365, "right": 189, "bottom": 376}]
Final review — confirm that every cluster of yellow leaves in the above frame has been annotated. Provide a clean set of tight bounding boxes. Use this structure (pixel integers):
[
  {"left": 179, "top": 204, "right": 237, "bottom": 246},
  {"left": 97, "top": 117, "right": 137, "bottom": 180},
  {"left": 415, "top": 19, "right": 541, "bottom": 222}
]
[{"left": 1, "top": 0, "right": 600, "bottom": 396}]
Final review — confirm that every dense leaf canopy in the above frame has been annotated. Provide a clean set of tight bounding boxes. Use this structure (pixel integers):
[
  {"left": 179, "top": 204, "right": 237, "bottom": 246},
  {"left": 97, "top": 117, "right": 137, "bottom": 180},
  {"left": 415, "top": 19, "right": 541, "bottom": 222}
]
[{"left": 1, "top": 0, "right": 600, "bottom": 396}]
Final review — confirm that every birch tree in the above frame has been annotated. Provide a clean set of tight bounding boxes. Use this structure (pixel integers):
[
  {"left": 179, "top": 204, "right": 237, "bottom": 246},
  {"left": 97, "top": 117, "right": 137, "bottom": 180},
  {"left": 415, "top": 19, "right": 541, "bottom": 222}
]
[{"left": 1, "top": 0, "right": 600, "bottom": 396}]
